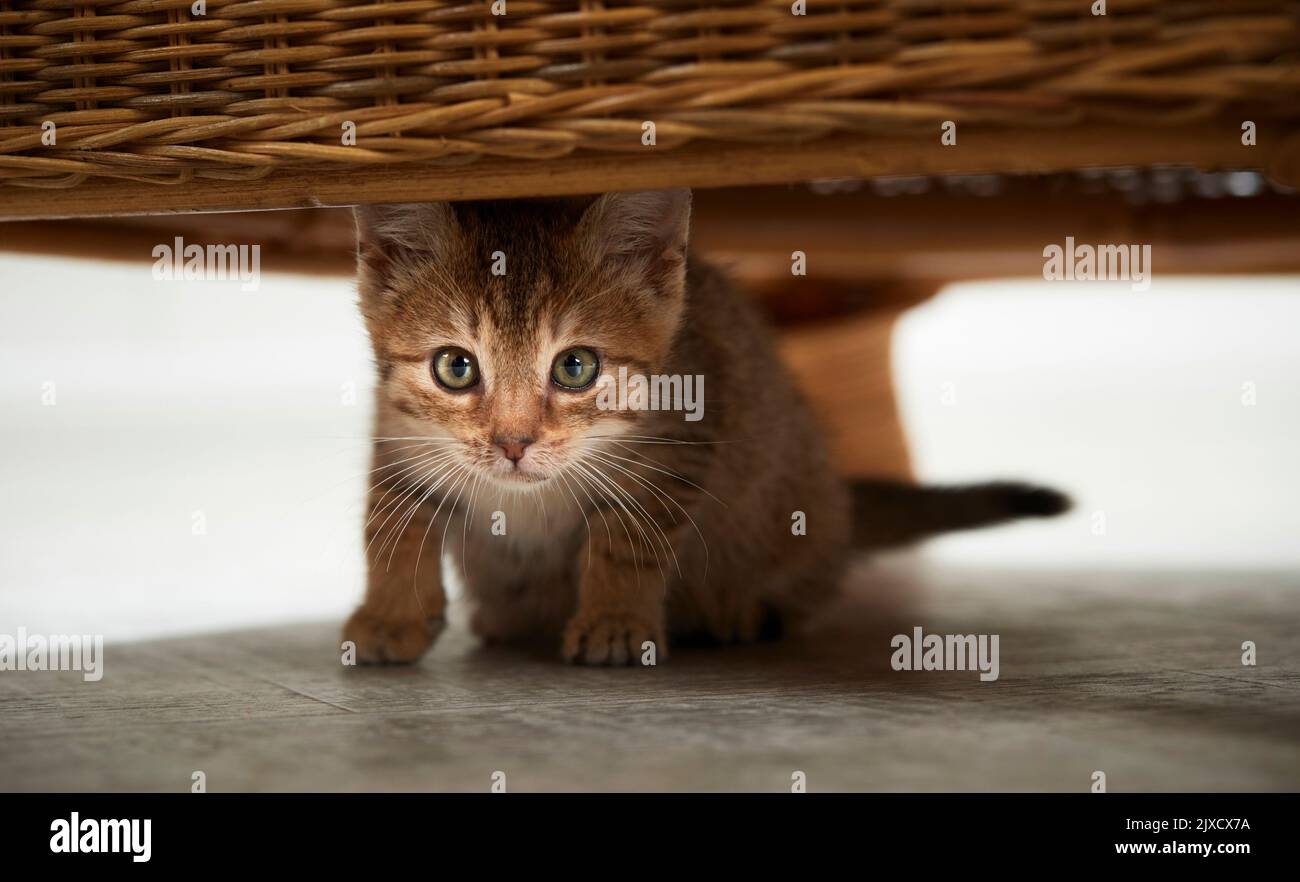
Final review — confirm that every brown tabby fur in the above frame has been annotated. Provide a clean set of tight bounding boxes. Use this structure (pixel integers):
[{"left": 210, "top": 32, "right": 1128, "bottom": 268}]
[{"left": 343, "top": 191, "right": 1066, "bottom": 665}]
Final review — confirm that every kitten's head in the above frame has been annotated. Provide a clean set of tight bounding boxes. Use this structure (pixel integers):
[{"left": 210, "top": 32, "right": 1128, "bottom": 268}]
[{"left": 356, "top": 190, "right": 691, "bottom": 488}]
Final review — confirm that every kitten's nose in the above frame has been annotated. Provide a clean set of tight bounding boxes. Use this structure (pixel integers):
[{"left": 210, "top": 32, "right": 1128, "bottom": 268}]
[{"left": 494, "top": 436, "right": 533, "bottom": 464}]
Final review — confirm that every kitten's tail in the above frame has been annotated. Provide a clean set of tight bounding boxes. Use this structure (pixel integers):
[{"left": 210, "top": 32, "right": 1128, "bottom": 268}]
[{"left": 849, "top": 478, "right": 1071, "bottom": 550}]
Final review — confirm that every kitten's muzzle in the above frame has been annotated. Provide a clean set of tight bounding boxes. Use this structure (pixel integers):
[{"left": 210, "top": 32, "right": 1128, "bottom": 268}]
[{"left": 494, "top": 436, "right": 533, "bottom": 465}]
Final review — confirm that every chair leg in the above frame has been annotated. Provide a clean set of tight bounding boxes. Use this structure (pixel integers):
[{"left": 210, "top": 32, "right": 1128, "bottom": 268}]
[{"left": 778, "top": 301, "right": 928, "bottom": 481}]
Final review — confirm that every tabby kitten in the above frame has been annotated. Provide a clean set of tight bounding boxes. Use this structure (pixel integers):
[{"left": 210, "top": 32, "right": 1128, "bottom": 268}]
[{"left": 344, "top": 190, "right": 1066, "bottom": 665}]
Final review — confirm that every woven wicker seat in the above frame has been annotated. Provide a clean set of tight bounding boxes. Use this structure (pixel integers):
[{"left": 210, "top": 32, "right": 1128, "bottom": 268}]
[{"left": 0, "top": 1, "right": 1297, "bottom": 217}]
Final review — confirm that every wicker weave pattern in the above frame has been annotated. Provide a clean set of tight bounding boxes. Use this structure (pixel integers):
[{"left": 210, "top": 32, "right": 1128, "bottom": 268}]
[{"left": 0, "top": 0, "right": 1297, "bottom": 189}]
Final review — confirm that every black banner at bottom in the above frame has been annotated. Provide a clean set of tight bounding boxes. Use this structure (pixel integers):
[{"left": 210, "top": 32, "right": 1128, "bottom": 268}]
[{"left": 1, "top": 793, "right": 1286, "bottom": 867}]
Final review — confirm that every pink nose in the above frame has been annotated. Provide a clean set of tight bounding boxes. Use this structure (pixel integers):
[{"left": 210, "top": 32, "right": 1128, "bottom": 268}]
[{"left": 495, "top": 437, "right": 533, "bottom": 464}]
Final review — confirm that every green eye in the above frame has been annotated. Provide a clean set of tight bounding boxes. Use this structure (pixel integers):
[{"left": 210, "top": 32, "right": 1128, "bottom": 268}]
[
  {"left": 552, "top": 347, "right": 599, "bottom": 390},
  {"left": 432, "top": 347, "right": 479, "bottom": 390}
]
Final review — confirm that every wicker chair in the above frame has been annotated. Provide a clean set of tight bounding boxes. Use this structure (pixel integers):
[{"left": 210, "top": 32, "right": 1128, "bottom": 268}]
[{"left": 0, "top": 0, "right": 1297, "bottom": 217}]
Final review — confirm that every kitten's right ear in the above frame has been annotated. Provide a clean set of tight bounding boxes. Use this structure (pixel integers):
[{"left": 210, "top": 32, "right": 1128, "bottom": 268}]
[
  {"left": 353, "top": 202, "right": 456, "bottom": 276},
  {"left": 576, "top": 189, "right": 691, "bottom": 270}
]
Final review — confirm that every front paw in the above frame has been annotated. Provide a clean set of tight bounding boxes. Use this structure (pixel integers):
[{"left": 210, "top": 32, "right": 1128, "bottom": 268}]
[
  {"left": 342, "top": 607, "right": 441, "bottom": 664},
  {"left": 562, "top": 610, "right": 665, "bottom": 666}
]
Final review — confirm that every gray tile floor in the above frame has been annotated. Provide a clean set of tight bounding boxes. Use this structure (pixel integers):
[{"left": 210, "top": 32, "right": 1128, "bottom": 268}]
[{"left": 2, "top": 558, "right": 1296, "bottom": 792}]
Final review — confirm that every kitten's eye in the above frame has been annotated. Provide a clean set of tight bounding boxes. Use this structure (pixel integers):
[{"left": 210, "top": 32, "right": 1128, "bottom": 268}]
[
  {"left": 552, "top": 347, "right": 599, "bottom": 390},
  {"left": 432, "top": 347, "right": 479, "bottom": 391}
]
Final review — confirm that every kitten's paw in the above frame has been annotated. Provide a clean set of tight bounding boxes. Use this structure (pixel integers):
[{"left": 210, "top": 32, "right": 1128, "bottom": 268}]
[
  {"left": 562, "top": 610, "right": 665, "bottom": 666},
  {"left": 342, "top": 607, "right": 440, "bottom": 664}
]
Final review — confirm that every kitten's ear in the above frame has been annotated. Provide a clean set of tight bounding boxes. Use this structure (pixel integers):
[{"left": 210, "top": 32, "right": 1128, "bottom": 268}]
[
  {"left": 577, "top": 189, "right": 691, "bottom": 270},
  {"left": 353, "top": 202, "right": 456, "bottom": 278}
]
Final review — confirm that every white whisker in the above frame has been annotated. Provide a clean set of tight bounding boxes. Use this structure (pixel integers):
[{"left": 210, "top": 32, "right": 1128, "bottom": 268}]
[
  {"left": 585, "top": 447, "right": 712, "bottom": 581},
  {"left": 555, "top": 469, "right": 595, "bottom": 575},
  {"left": 572, "top": 462, "right": 639, "bottom": 572},
  {"left": 576, "top": 460, "right": 663, "bottom": 584},
  {"left": 591, "top": 445, "right": 726, "bottom": 507},
  {"left": 580, "top": 454, "right": 680, "bottom": 579}
]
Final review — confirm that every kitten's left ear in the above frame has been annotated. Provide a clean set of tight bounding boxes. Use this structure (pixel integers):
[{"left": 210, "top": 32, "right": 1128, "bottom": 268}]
[
  {"left": 353, "top": 202, "right": 456, "bottom": 280},
  {"left": 577, "top": 188, "right": 692, "bottom": 271}
]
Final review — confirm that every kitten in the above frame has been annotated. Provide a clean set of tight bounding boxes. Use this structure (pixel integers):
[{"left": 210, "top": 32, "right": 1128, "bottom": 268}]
[{"left": 344, "top": 190, "right": 1067, "bottom": 665}]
